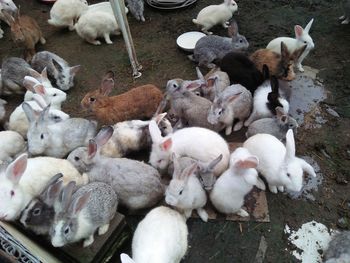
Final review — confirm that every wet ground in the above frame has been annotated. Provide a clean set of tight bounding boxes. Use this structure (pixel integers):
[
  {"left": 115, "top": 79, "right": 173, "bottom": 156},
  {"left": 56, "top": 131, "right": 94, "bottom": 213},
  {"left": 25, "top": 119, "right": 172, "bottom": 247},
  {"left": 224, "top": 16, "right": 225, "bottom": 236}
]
[{"left": 0, "top": 0, "right": 349, "bottom": 262}]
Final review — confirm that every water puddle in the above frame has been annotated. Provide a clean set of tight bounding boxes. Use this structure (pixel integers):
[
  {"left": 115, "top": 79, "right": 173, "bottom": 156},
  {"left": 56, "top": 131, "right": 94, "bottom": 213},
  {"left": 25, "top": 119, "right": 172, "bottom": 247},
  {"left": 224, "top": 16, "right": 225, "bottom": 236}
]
[
  {"left": 286, "top": 156, "right": 323, "bottom": 201},
  {"left": 283, "top": 66, "right": 328, "bottom": 126}
]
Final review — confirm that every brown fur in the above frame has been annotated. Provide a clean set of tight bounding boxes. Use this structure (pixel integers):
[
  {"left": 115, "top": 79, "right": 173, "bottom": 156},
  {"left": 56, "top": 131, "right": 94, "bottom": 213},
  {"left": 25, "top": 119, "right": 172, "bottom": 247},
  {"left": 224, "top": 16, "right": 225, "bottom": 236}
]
[
  {"left": 250, "top": 42, "right": 306, "bottom": 81},
  {"left": 3, "top": 10, "right": 45, "bottom": 62},
  {"left": 81, "top": 72, "right": 164, "bottom": 125}
]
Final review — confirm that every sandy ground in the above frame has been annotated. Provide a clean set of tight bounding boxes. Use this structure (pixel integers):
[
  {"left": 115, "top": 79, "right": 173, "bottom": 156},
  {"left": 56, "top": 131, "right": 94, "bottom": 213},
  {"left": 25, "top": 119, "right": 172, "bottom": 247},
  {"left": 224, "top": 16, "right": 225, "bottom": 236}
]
[{"left": 0, "top": 0, "right": 349, "bottom": 262}]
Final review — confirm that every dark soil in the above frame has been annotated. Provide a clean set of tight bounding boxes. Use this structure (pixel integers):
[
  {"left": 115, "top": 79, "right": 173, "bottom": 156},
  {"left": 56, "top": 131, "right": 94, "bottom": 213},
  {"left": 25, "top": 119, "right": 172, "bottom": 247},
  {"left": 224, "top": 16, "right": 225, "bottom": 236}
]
[{"left": 0, "top": 0, "right": 349, "bottom": 262}]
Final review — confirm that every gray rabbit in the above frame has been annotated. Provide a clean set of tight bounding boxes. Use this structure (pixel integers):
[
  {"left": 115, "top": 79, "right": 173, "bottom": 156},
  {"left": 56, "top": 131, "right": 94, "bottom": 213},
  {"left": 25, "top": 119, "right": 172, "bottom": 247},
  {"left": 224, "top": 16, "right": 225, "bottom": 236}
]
[
  {"left": 190, "top": 20, "right": 249, "bottom": 68},
  {"left": 125, "top": 0, "right": 145, "bottom": 22},
  {"left": 51, "top": 181, "right": 118, "bottom": 247},
  {"left": 246, "top": 107, "right": 298, "bottom": 141},
  {"left": 67, "top": 126, "right": 164, "bottom": 210},
  {"left": 20, "top": 173, "right": 64, "bottom": 235},
  {"left": 324, "top": 231, "right": 350, "bottom": 263},
  {"left": 1, "top": 57, "right": 32, "bottom": 95}
]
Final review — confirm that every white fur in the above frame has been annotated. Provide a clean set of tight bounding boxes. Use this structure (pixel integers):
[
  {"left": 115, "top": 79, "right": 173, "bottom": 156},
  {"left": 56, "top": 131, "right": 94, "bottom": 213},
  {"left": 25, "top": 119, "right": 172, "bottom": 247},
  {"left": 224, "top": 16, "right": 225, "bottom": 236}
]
[
  {"left": 266, "top": 18, "right": 314, "bottom": 72},
  {"left": 243, "top": 129, "right": 317, "bottom": 193},
  {"left": 0, "top": 154, "right": 87, "bottom": 221},
  {"left": 149, "top": 120, "right": 230, "bottom": 176},
  {"left": 0, "top": 0, "right": 18, "bottom": 25},
  {"left": 165, "top": 160, "right": 208, "bottom": 222},
  {"left": 210, "top": 147, "right": 264, "bottom": 217},
  {"left": 48, "top": 0, "right": 88, "bottom": 30},
  {"left": 23, "top": 76, "right": 67, "bottom": 109},
  {"left": 244, "top": 80, "right": 289, "bottom": 127},
  {"left": 127, "top": 206, "right": 188, "bottom": 263},
  {"left": 192, "top": 0, "right": 238, "bottom": 34},
  {"left": 0, "top": 131, "right": 26, "bottom": 163},
  {"left": 87, "top": 1, "right": 128, "bottom": 15},
  {"left": 8, "top": 100, "right": 69, "bottom": 138},
  {"left": 74, "top": 11, "right": 121, "bottom": 45}
]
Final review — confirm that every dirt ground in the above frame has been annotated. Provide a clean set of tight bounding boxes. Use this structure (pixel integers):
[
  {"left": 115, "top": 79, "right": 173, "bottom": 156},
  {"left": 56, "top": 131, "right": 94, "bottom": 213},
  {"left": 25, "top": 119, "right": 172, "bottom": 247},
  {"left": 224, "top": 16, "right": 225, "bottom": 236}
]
[{"left": 0, "top": 0, "right": 349, "bottom": 262}]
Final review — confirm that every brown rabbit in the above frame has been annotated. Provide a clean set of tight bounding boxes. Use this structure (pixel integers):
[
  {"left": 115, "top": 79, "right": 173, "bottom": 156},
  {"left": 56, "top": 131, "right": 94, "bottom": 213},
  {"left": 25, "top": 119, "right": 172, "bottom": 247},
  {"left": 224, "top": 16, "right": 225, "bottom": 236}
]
[
  {"left": 3, "top": 9, "right": 45, "bottom": 62},
  {"left": 250, "top": 42, "right": 306, "bottom": 81},
  {"left": 81, "top": 71, "right": 164, "bottom": 125}
]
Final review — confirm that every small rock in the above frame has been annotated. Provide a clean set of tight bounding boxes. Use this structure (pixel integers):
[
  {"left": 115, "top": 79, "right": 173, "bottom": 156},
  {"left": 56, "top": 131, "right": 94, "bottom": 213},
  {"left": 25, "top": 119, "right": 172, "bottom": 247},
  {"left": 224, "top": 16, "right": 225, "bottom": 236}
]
[{"left": 326, "top": 107, "right": 340, "bottom": 117}]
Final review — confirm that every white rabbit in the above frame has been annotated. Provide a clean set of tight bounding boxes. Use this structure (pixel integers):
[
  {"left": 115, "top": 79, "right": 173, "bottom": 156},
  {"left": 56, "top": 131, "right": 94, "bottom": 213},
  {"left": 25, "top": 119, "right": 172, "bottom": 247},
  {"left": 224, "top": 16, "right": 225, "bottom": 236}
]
[
  {"left": 244, "top": 69, "right": 289, "bottom": 127},
  {"left": 207, "top": 81, "right": 252, "bottom": 134},
  {"left": 0, "top": 0, "right": 17, "bottom": 38},
  {"left": 23, "top": 76, "right": 67, "bottom": 110},
  {"left": 210, "top": 147, "right": 265, "bottom": 217},
  {"left": 266, "top": 18, "right": 315, "bottom": 72},
  {"left": 165, "top": 154, "right": 208, "bottom": 222},
  {"left": 243, "top": 129, "right": 317, "bottom": 193},
  {"left": 120, "top": 206, "right": 188, "bottom": 263},
  {"left": 192, "top": 0, "right": 238, "bottom": 35},
  {"left": 0, "top": 131, "right": 26, "bottom": 163},
  {"left": 100, "top": 113, "right": 172, "bottom": 158},
  {"left": 0, "top": 98, "right": 6, "bottom": 123},
  {"left": 48, "top": 0, "right": 88, "bottom": 30},
  {"left": 87, "top": 1, "right": 128, "bottom": 16},
  {"left": 23, "top": 67, "right": 55, "bottom": 95},
  {"left": 148, "top": 120, "right": 230, "bottom": 176},
  {"left": 51, "top": 181, "right": 118, "bottom": 247},
  {"left": 74, "top": 10, "right": 121, "bottom": 45},
  {"left": 8, "top": 95, "right": 69, "bottom": 138},
  {"left": 24, "top": 104, "right": 97, "bottom": 158},
  {"left": 0, "top": 153, "right": 88, "bottom": 221}
]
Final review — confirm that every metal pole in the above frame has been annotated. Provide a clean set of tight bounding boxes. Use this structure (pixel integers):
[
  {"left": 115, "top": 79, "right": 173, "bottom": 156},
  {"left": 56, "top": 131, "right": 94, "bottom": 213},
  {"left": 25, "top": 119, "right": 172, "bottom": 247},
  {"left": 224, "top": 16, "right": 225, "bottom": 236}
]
[{"left": 110, "top": 0, "right": 142, "bottom": 78}]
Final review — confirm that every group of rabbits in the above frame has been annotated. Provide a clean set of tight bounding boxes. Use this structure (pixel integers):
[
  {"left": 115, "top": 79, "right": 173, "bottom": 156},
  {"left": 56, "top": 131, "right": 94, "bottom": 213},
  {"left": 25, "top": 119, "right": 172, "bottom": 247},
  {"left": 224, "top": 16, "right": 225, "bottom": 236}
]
[{"left": 0, "top": 0, "right": 348, "bottom": 262}]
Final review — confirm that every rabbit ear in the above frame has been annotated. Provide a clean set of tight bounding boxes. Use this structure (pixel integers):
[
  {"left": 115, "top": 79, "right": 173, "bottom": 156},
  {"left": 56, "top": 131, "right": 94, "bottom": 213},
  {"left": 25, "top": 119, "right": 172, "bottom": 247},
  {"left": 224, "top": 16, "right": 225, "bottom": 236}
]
[
  {"left": 160, "top": 138, "right": 172, "bottom": 151},
  {"left": 280, "top": 42, "right": 290, "bottom": 60},
  {"left": 285, "top": 129, "right": 296, "bottom": 162},
  {"left": 183, "top": 80, "right": 202, "bottom": 91},
  {"left": 154, "top": 112, "right": 167, "bottom": 124},
  {"left": 5, "top": 153, "right": 27, "bottom": 185},
  {"left": 195, "top": 67, "right": 205, "bottom": 82},
  {"left": 44, "top": 180, "right": 64, "bottom": 206},
  {"left": 120, "top": 254, "right": 135, "bottom": 263},
  {"left": 29, "top": 68, "right": 43, "bottom": 81},
  {"left": 70, "top": 65, "right": 81, "bottom": 75},
  {"left": 262, "top": 64, "right": 270, "bottom": 79},
  {"left": 294, "top": 25, "right": 304, "bottom": 38},
  {"left": 149, "top": 120, "right": 162, "bottom": 143},
  {"left": 33, "top": 84, "right": 46, "bottom": 96},
  {"left": 71, "top": 190, "right": 91, "bottom": 215},
  {"left": 100, "top": 71, "right": 115, "bottom": 96},
  {"left": 298, "top": 158, "right": 317, "bottom": 178},
  {"left": 95, "top": 126, "right": 113, "bottom": 147},
  {"left": 206, "top": 75, "right": 216, "bottom": 89},
  {"left": 32, "top": 94, "right": 48, "bottom": 109},
  {"left": 224, "top": 91, "right": 241, "bottom": 104},
  {"left": 180, "top": 163, "right": 198, "bottom": 180},
  {"left": 304, "top": 18, "right": 314, "bottom": 33},
  {"left": 1, "top": 10, "right": 15, "bottom": 25},
  {"left": 41, "top": 67, "right": 48, "bottom": 80},
  {"left": 234, "top": 156, "right": 259, "bottom": 169},
  {"left": 292, "top": 44, "right": 307, "bottom": 60},
  {"left": 88, "top": 139, "right": 98, "bottom": 159},
  {"left": 38, "top": 105, "right": 51, "bottom": 124},
  {"left": 59, "top": 181, "right": 76, "bottom": 211},
  {"left": 22, "top": 102, "right": 37, "bottom": 123},
  {"left": 52, "top": 59, "right": 63, "bottom": 73},
  {"left": 208, "top": 154, "right": 223, "bottom": 170},
  {"left": 154, "top": 96, "right": 168, "bottom": 117},
  {"left": 228, "top": 20, "right": 238, "bottom": 37},
  {"left": 23, "top": 76, "right": 40, "bottom": 91},
  {"left": 38, "top": 173, "right": 63, "bottom": 197}
]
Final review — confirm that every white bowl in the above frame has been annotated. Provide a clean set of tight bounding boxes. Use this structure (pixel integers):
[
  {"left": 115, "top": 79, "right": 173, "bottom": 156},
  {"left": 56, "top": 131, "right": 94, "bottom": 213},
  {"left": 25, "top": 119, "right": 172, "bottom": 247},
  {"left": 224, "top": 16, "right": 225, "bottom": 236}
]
[{"left": 176, "top": 31, "right": 206, "bottom": 52}]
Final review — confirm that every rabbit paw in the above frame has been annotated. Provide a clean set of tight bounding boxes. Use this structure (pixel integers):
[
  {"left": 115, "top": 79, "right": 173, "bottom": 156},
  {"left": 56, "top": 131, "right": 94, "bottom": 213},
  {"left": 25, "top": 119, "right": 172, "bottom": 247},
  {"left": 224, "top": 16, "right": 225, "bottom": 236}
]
[
  {"left": 82, "top": 173, "right": 89, "bottom": 184},
  {"left": 98, "top": 224, "right": 110, "bottom": 235},
  {"left": 87, "top": 39, "right": 101, "bottom": 45},
  {"left": 103, "top": 34, "right": 113, "bottom": 44},
  {"left": 197, "top": 208, "right": 208, "bottom": 222},
  {"left": 40, "top": 37, "right": 46, "bottom": 45},
  {"left": 339, "top": 15, "right": 346, "bottom": 20},
  {"left": 68, "top": 24, "right": 75, "bottom": 31},
  {"left": 83, "top": 235, "right": 94, "bottom": 247},
  {"left": 297, "top": 64, "right": 304, "bottom": 72},
  {"left": 277, "top": 186, "right": 285, "bottom": 192},
  {"left": 222, "top": 23, "right": 229, "bottom": 28},
  {"left": 237, "top": 209, "right": 249, "bottom": 217},
  {"left": 268, "top": 185, "right": 278, "bottom": 194},
  {"left": 184, "top": 209, "right": 192, "bottom": 219},
  {"left": 341, "top": 18, "right": 349, "bottom": 24},
  {"left": 233, "top": 121, "right": 244, "bottom": 131},
  {"left": 225, "top": 126, "right": 233, "bottom": 135}
]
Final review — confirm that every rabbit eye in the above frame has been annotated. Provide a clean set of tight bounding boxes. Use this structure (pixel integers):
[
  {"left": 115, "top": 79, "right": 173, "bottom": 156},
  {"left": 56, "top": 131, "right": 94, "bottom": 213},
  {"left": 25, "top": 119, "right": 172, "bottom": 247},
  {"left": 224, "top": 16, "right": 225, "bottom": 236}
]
[
  {"left": 40, "top": 134, "right": 44, "bottom": 139},
  {"left": 64, "top": 226, "right": 70, "bottom": 235},
  {"left": 239, "top": 39, "right": 243, "bottom": 43},
  {"left": 10, "top": 190, "right": 15, "bottom": 197},
  {"left": 179, "top": 190, "right": 183, "bottom": 195},
  {"left": 74, "top": 156, "right": 80, "bottom": 161},
  {"left": 172, "top": 84, "right": 177, "bottom": 88},
  {"left": 287, "top": 173, "right": 291, "bottom": 177},
  {"left": 53, "top": 93, "right": 57, "bottom": 97},
  {"left": 33, "top": 208, "right": 41, "bottom": 216},
  {"left": 89, "top": 97, "right": 96, "bottom": 102},
  {"left": 304, "top": 41, "right": 307, "bottom": 44},
  {"left": 289, "top": 124, "right": 294, "bottom": 128}
]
